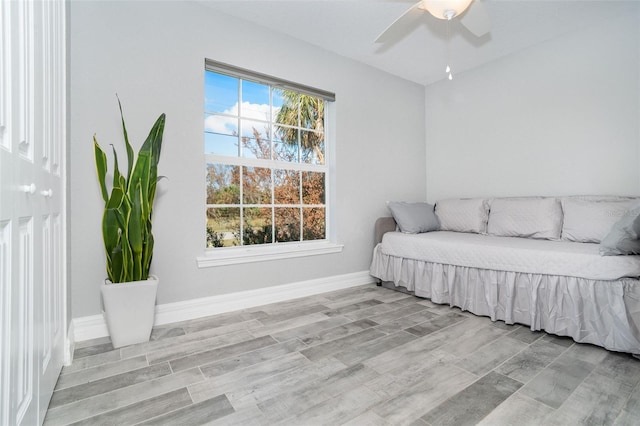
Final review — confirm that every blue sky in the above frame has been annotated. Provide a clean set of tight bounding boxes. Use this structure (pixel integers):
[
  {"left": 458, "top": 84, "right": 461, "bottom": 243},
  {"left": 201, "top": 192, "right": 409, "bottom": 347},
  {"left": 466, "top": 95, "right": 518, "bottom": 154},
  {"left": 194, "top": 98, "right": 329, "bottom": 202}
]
[
  {"left": 204, "top": 70, "right": 284, "bottom": 116},
  {"left": 204, "top": 70, "right": 286, "bottom": 157}
]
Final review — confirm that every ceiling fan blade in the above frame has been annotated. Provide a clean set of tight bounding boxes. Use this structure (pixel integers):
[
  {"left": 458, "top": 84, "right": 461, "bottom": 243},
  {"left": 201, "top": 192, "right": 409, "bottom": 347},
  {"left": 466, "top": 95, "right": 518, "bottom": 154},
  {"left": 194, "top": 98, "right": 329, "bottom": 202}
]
[
  {"left": 459, "top": 0, "right": 491, "bottom": 37},
  {"left": 375, "top": 0, "right": 424, "bottom": 43}
]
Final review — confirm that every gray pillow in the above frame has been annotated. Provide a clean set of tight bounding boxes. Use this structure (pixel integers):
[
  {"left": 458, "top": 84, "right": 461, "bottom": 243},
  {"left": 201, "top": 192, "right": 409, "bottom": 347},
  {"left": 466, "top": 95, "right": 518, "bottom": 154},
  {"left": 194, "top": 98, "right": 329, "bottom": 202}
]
[
  {"left": 488, "top": 197, "right": 562, "bottom": 240},
  {"left": 599, "top": 202, "right": 640, "bottom": 256},
  {"left": 387, "top": 202, "right": 439, "bottom": 234},
  {"left": 435, "top": 198, "right": 490, "bottom": 234}
]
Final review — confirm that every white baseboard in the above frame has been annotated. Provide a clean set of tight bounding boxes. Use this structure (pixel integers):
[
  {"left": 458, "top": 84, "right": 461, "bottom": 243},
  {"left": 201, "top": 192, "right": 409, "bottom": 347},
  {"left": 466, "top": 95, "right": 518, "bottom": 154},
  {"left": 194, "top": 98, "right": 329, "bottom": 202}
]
[
  {"left": 63, "top": 320, "right": 75, "bottom": 366},
  {"left": 72, "top": 270, "right": 374, "bottom": 343}
]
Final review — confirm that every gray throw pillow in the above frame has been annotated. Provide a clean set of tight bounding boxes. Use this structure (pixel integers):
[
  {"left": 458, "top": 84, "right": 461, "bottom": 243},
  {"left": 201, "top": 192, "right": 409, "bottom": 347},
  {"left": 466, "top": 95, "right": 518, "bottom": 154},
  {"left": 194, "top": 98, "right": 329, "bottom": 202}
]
[
  {"left": 387, "top": 202, "right": 439, "bottom": 234},
  {"left": 599, "top": 202, "right": 640, "bottom": 256}
]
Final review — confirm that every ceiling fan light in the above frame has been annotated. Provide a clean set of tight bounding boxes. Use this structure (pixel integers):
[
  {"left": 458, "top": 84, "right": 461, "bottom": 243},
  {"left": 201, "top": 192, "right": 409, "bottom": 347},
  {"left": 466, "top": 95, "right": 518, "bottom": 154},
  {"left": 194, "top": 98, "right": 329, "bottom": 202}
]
[{"left": 421, "top": 0, "right": 474, "bottom": 20}]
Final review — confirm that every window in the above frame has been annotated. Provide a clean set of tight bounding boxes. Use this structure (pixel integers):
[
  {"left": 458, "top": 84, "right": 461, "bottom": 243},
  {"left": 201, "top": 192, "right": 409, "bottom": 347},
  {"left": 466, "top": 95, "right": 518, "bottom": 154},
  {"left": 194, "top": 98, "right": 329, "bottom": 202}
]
[{"left": 202, "top": 61, "right": 338, "bottom": 264}]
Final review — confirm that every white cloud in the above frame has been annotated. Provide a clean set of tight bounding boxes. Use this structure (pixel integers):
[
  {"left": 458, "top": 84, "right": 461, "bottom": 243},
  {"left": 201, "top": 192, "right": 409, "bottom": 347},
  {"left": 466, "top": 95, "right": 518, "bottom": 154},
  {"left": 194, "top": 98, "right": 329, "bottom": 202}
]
[{"left": 205, "top": 102, "right": 280, "bottom": 137}]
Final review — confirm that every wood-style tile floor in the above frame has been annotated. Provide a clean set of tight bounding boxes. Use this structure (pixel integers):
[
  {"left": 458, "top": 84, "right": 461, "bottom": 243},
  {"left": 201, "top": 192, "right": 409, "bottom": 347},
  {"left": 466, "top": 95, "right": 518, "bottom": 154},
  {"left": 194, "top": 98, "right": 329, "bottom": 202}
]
[{"left": 45, "top": 284, "right": 640, "bottom": 425}]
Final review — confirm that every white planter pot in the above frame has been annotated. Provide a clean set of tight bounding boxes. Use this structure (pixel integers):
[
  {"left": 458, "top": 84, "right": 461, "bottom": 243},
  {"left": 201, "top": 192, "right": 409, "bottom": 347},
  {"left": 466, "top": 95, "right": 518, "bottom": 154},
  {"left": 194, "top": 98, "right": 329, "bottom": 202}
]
[{"left": 101, "top": 275, "right": 158, "bottom": 348}]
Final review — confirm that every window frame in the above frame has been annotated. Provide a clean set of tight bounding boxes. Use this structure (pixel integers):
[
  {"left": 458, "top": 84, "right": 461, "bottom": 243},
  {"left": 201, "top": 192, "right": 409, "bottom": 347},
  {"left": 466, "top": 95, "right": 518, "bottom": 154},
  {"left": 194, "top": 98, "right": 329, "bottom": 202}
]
[{"left": 198, "top": 60, "right": 341, "bottom": 268}]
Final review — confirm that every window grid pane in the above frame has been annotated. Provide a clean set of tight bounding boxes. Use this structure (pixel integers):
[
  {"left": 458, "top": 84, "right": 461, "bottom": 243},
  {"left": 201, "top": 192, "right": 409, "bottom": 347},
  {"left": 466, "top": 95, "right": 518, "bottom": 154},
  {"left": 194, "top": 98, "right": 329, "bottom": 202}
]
[{"left": 205, "top": 68, "right": 328, "bottom": 248}]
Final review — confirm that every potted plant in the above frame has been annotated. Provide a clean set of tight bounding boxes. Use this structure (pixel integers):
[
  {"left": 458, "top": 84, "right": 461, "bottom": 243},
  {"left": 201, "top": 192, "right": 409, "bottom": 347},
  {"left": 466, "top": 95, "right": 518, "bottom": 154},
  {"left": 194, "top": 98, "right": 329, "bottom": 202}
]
[{"left": 93, "top": 98, "right": 166, "bottom": 348}]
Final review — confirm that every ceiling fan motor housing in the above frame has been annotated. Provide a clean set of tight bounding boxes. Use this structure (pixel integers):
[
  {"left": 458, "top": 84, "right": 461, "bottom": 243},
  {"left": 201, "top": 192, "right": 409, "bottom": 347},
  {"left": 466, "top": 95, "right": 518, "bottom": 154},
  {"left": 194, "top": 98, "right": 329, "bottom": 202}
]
[{"left": 421, "top": 0, "right": 474, "bottom": 20}]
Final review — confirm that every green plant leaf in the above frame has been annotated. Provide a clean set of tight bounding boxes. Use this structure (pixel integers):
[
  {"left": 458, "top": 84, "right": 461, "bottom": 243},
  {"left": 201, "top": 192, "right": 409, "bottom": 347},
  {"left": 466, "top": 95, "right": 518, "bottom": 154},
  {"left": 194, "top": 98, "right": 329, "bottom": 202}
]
[
  {"left": 102, "top": 188, "right": 124, "bottom": 282},
  {"left": 111, "top": 145, "right": 122, "bottom": 190},
  {"left": 117, "top": 95, "right": 135, "bottom": 185},
  {"left": 129, "top": 180, "right": 144, "bottom": 281},
  {"left": 94, "top": 137, "right": 109, "bottom": 203}
]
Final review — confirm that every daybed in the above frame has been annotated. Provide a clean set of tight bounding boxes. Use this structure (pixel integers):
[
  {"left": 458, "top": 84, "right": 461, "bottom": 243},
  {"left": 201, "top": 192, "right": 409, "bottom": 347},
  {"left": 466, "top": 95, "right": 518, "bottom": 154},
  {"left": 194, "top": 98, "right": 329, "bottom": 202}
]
[{"left": 370, "top": 196, "right": 640, "bottom": 355}]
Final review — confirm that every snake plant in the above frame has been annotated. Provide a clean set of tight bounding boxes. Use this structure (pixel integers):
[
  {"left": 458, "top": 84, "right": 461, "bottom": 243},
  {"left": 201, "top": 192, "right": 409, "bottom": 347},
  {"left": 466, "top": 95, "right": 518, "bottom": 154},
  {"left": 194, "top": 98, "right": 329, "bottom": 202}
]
[{"left": 94, "top": 99, "right": 165, "bottom": 283}]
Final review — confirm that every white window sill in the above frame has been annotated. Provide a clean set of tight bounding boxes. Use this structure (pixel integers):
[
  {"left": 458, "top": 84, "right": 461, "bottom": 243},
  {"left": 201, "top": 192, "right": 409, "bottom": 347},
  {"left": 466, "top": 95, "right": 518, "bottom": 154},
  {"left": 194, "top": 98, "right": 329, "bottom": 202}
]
[{"left": 196, "top": 241, "right": 344, "bottom": 268}]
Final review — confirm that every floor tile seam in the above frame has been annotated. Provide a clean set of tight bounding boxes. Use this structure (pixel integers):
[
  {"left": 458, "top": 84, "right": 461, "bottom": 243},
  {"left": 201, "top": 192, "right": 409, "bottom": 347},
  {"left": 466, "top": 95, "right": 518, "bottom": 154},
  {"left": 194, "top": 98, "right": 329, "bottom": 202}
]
[
  {"left": 255, "top": 360, "right": 359, "bottom": 410},
  {"left": 73, "top": 344, "right": 115, "bottom": 360},
  {"left": 481, "top": 356, "right": 528, "bottom": 381},
  {"left": 512, "top": 342, "right": 590, "bottom": 409},
  {"left": 222, "top": 365, "right": 326, "bottom": 409},
  {"left": 487, "top": 331, "right": 533, "bottom": 349},
  {"left": 366, "top": 307, "right": 432, "bottom": 328},
  {"left": 155, "top": 334, "right": 279, "bottom": 367},
  {"left": 381, "top": 363, "right": 482, "bottom": 408},
  {"left": 314, "top": 328, "right": 396, "bottom": 360},
  {"left": 254, "top": 312, "right": 337, "bottom": 332},
  {"left": 259, "top": 304, "right": 332, "bottom": 323},
  {"left": 490, "top": 336, "right": 573, "bottom": 386},
  {"left": 152, "top": 325, "right": 187, "bottom": 337},
  {"left": 274, "top": 315, "right": 375, "bottom": 344},
  {"left": 54, "top": 356, "right": 151, "bottom": 392},
  {"left": 50, "top": 384, "right": 193, "bottom": 426},
  {"left": 441, "top": 325, "right": 514, "bottom": 359},
  {"left": 372, "top": 309, "right": 440, "bottom": 330},
  {"left": 297, "top": 348, "right": 315, "bottom": 364},
  {"left": 417, "top": 369, "right": 524, "bottom": 426},
  {"left": 323, "top": 292, "right": 379, "bottom": 305},
  {"left": 183, "top": 315, "right": 267, "bottom": 331},
  {"left": 135, "top": 336, "right": 251, "bottom": 363},
  {"left": 129, "top": 387, "right": 197, "bottom": 426},
  {"left": 297, "top": 321, "right": 384, "bottom": 349},
  {"left": 59, "top": 363, "right": 105, "bottom": 378},
  {"left": 417, "top": 311, "right": 479, "bottom": 335},
  {"left": 129, "top": 390, "right": 200, "bottom": 426},
  {"left": 50, "top": 361, "right": 175, "bottom": 410},
  {"left": 612, "top": 409, "right": 632, "bottom": 425},
  {"left": 268, "top": 382, "right": 377, "bottom": 426},
  {"left": 508, "top": 385, "right": 559, "bottom": 411},
  {"left": 162, "top": 326, "right": 265, "bottom": 351},
  {"left": 380, "top": 311, "right": 454, "bottom": 335},
  {"left": 456, "top": 334, "right": 533, "bottom": 377},
  {"left": 358, "top": 369, "right": 418, "bottom": 409},
  {"left": 47, "top": 377, "right": 149, "bottom": 419},
  {"left": 166, "top": 319, "right": 265, "bottom": 343},
  {"left": 340, "top": 302, "right": 403, "bottom": 320},
  {"left": 575, "top": 379, "right": 632, "bottom": 423},
  {"left": 61, "top": 351, "right": 124, "bottom": 375},
  {"left": 324, "top": 292, "right": 383, "bottom": 304},
  {"left": 197, "top": 349, "right": 311, "bottom": 385},
  {"left": 300, "top": 326, "right": 388, "bottom": 354},
  {"left": 270, "top": 317, "right": 352, "bottom": 342},
  {"left": 256, "top": 297, "right": 331, "bottom": 312},
  {"left": 180, "top": 322, "right": 245, "bottom": 336},
  {"left": 298, "top": 390, "right": 384, "bottom": 426},
  {"left": 573, "top": 360, "right": 640, "bottom": 416},
  {"left": 277, "top": 336, "right": 310, "bottom": 350},
  {"left": 506, "top": 332, "right": 545, "bottom": 346},
  {"left": 186, "top": 334, "right": 286, "bottom": 372},
  {"left": 617, "top": 374, "right": 640, "bottom": 418}
]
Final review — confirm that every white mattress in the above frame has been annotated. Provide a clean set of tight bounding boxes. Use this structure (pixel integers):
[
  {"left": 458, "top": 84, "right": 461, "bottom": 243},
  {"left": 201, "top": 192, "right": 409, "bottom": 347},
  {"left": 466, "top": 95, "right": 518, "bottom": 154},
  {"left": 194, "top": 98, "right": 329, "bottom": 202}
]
[{"left": 379, "top": 231, "right": 640, "bottom": 281}]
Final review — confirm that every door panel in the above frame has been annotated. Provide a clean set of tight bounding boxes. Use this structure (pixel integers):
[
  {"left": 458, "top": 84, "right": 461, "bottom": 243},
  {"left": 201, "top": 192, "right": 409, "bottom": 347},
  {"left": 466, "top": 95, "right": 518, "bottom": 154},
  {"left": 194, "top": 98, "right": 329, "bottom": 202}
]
[
  {"left": 0, "top": 221, "right": 12, "bottom": 426},
  {"left": 15, "top": 218, "right": 35, "bottom": 426},
  {"left": 0, "top": 0, "right": 66, "bottom": 424}
]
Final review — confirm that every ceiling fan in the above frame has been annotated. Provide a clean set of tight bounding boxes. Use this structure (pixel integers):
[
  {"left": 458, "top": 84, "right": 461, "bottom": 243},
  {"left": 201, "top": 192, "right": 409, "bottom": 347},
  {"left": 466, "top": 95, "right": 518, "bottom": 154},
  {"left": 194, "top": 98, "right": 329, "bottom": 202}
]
[{"left": 375, "top": 0, "right": 491, "bottom": 43}]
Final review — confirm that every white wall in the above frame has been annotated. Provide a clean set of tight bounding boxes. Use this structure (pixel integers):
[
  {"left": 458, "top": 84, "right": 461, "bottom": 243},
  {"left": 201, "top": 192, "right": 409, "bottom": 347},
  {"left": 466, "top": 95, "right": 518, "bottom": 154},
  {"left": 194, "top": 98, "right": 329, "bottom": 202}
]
[
  {"left": 69, "top": 1, "right": 426, "bottom": 318},
  {"left": 425, "top": 10, "right": 640, "bottom": 202}
]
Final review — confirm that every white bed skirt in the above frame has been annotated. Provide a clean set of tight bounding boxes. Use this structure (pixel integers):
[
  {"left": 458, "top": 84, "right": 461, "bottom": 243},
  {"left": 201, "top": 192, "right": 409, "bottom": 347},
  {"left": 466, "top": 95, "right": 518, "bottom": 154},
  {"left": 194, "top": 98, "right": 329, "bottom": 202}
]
[{"left": 370, "top": 245, "right": 640, "bottom": 355}]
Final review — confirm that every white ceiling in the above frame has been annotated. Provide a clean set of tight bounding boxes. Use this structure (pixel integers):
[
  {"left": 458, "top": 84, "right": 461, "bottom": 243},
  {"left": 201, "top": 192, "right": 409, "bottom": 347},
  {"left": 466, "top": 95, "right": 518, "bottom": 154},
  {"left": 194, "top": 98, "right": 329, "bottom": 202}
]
[{"left": 199, "top": 0, "right": 639, "bottom": 86}]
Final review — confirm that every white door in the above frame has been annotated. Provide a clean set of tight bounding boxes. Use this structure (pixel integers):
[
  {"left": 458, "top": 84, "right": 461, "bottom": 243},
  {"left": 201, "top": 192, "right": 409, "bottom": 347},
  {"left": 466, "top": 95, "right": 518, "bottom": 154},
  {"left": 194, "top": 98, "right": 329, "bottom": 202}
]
[{"left": 0, "top": 0, "right": 66, "bottom": 424}]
